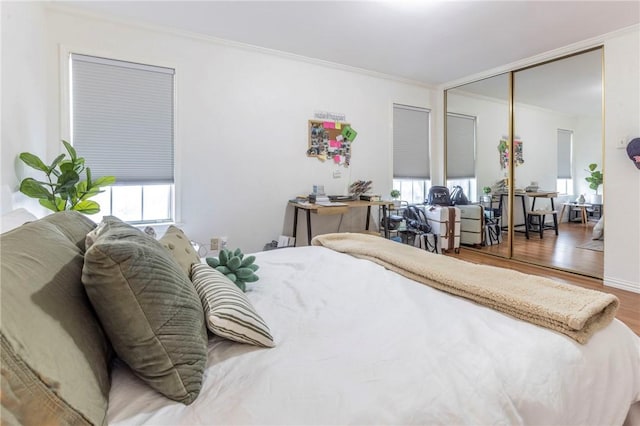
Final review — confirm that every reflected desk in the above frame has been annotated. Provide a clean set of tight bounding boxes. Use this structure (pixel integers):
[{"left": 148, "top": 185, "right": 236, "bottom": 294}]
[
  {"left": 559, "top": 202, "right": 601, "bottom": 224},
  {"left": 289, "top": 200, "right": 394, "bottom": 246},
  {"left": 497, "top": 191, "right": 558, "bottom": 239}
]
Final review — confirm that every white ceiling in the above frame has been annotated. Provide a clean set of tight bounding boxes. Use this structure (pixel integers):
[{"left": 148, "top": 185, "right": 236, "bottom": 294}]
[
  {"left": 59, "top": 0, "right": 640, "bottom": 87},
  {"left": 58, "top": 1, "right": 638, "bottom": 115},
  {"left": 449, "top": 48, "right": 603, "bottom": 116}
]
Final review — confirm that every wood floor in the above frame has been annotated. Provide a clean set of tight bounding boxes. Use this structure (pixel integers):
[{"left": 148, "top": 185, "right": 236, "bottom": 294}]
[
  {"left": 478, "top": 221, "right": 604, "bottom": 278},
  {"left": 448, "top": 248, "right": 640, "bottom": 337}
]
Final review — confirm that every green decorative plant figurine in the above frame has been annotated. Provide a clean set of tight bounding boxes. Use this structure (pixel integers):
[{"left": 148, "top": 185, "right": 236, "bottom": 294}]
[
  {"left": 19, "top": 140, "right": 115, "bottom": 214},
  {"left": 585, "top": 163, "right": 603, "bottom": 194},
  {"left": 482, "top": 186, "right": 492, "bottom": 194},
  {"left": 390, "top": 189, "right": 401, "bottom": 200},
  {"left": 206, "top": 248, "right": 259, "bottom": 292}
]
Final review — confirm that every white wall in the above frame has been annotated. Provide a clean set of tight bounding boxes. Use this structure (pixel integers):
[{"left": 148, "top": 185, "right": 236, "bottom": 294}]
[
  {"left": 603, "top": 28, "right": 640, "bottom": 292},
  {"left": 573, "top": 115, "right": 604, "bottom": 200},
  {"left": 2, "top": 4, "right": 638, "bottom": 290},
  {"left": 0, "top": 2, "right": 49, "bottom": 216},
  {"left": 1, "top": 3, "right": 434, "bottom": 252}
]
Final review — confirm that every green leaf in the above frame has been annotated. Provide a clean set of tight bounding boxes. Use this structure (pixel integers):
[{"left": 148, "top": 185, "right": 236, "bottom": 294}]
[
  {"left": 62, "top": 140, "right": 77, "bottom": 162},
  {"left": 227, "top": 256, "right": 241, "bottom": 271},
  {"left": 241, "top": 255, "right": 256, "bottom": 267},
  {"left": 206, "top": 257, "right": 220, "bottom": 268},
  {"left": 92, "top": 175, "right": 116, "bottom": 187},
  {"left": 76, "top": 179, "right": 88, "bottom": 194},
  {"left": 39, "top": 197, "right": 66, "bottom": 212},
  {"left": 235, "top": 281, "right": 246, "bottom": 292},
  {"left": 588, "top": 163, "right": 597, "bottom": 171},
  {"left": 236, "top": 267, "right": 253, "bottom": 279},
  {"left": 56, "top": 170, "right": 80, "bottom": 192},
  {"left": 19, "top": 178, "right": 52, "bottom": 199},
  {"left": 72, "top": 200, "right": 100, "bottom": 215},
  {"left": 73, "top": 158, "right": 85, "bottom": 174},
  {"left": 19, "top": 153, "right": 49, "bottom": 172},
  {"left": 226, "top": 273, "right": 237, "bottom": 283},
  {"left": 86, "top": 167, "right": 92, "bottom": 188},
  {"left": 59, "top": 160, "right": 74, "bottom": 173},
  {"left": 216, "top": 265, "right": 231, "bottom": 275},
  {"left": 219, "top": 249, "right": 229, "bottom": 265},
  {"left": 49, "top": 154, "right": 66, "bottom": 171},
  {"left": 247, "top": 263, "right": 259, "bottom": 272},
  {"left": 78, "top": 188, "right": 103, "bottom": 201},
  {"left": 244, "top": 273, "right": 259, "bottom": 283}
]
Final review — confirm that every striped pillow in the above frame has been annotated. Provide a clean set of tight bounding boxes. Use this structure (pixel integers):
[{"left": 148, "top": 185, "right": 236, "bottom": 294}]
[{"left": 191, "top": 263, "right": 275, "bottom": 348}]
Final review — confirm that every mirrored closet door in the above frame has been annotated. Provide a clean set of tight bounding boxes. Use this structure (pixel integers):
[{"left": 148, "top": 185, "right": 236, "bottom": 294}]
[
  {"left": 445, "top": 47, "right": 604, "bottom": 278},
  {"left": 445, "top": 73, "right": 511, "bottom": 258}
]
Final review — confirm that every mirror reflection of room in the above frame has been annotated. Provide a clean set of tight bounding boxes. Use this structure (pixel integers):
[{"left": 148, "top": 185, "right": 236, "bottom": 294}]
[
  {"left": 445, "top": 48, "right": 604, "bottom": 278},
  {"left": 446, "top": 73, "right": 510, "bottom": 258}
]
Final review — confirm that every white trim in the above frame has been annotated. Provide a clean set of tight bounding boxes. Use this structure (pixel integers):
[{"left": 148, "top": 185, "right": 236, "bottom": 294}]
[
  {"left": 47, "top": 3, "right": 436, "bottom": 91},
  {"left": 604, "top": 276, "right": 640, "bottom": 294}
]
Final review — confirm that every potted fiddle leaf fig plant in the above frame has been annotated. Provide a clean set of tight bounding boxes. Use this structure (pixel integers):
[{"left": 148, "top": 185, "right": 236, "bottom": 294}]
[
  {"left": 19, "top": 140, "right": 116, "bottom": 215},
  {"left": 584, "top": 163, "right": 603, "bottom": 204}
]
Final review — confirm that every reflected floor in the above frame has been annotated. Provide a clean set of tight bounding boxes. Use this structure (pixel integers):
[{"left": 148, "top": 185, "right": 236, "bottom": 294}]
[{"left": 472, "top": 221, "right": 603, "bottom": 279}]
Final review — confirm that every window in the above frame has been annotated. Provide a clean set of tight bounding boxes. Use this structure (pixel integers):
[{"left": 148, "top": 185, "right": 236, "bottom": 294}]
[
  {"left": 70, "top": 53, "right": 175, "bottom": 224},
  {"left": 392, "top": 104, "right": 431, "bottom": 204},
  {"left": 446, "top": 113, "right": 477, "bottom": 202},
  {"left": 557, "top": 129, "right": 573, "bottom": 195}
]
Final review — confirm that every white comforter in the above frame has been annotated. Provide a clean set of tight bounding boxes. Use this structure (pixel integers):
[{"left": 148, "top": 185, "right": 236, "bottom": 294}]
[{"left": 108, "top": 246, "right": 640, "bottom": 425}]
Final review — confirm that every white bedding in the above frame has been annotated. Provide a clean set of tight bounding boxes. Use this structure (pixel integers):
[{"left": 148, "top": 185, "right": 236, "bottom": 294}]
[{"left": 108, "top": 246, "right": 640, "bottom": 425}]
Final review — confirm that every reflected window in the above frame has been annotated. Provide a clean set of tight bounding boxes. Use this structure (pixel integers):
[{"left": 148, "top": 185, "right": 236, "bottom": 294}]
[
  {"left": 446, "top": 178, "right": 477, "bottom": 203},
  {"left": 557, "top": 129, "right": 573, "bottom": 195},
  {"left": 447, "top": 113, "right": 477, "bottom": 202}
]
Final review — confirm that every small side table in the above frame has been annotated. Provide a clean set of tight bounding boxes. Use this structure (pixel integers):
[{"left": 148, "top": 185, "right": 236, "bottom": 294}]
[{"left": 560, "top": 202, "right": 591, "bottom": 224}]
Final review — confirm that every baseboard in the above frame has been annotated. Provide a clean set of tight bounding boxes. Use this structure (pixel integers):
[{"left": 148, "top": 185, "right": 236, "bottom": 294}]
[{"left": 604, "top": 276, "right": 640, "bottom": 294}]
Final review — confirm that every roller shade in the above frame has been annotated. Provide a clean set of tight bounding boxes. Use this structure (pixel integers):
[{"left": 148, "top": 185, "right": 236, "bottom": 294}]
[
  {"left": 393, "top": 104, "right": 430, "bottom": 179},
  {"left": 71, "top": 54, "right": 175, "bottom": 184},
  {"left": 557, "top": 129, "right": 573, "bottom": 179},
  {"left": 446, "top": 113, "right": 476, "bottom": 179}
]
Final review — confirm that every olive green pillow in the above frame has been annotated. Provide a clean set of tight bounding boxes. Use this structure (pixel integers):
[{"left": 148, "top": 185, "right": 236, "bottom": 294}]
[
  {"left": 82, "top": 217, "right": 207, "bottom": 405},
  {"left": 159, "top": 225, "right": 201, "bottom": 276},
  {"left": 0, "top": 212, "right": 110, "bottom": 425}
]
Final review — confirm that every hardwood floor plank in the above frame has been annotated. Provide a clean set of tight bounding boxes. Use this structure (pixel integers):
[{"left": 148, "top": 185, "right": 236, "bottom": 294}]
[
  {"left": 472, "top": 221, "right": 604, "bottom": 278},
  {"left": 447, "top": 249, "right": 640, "bottom": 336}
]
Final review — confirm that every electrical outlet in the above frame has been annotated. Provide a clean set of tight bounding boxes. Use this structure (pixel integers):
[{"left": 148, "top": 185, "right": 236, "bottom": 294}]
[
  {"left": 210, "top": 237, "right": 220, "bottom": 251},
  {"left": 616, "top": 138, "right": 628, "bottom": 150}
]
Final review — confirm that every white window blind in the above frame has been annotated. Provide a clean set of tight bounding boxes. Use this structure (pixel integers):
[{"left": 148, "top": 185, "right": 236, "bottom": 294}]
[
  {"left": 71, "top": 54, "right": 175, "bottom": 184},
  {"left": 393, "top": 104, "right": 430, "bottom": 179},
  {"left": 446, "top": 113, "right": 476, "bottom": 179},
  {"left": 557, "top": 129, "right": 573, "bottom": 179}
]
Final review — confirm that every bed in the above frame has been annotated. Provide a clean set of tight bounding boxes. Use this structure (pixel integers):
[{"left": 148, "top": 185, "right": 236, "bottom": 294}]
[
  {"left": 2, "top": 212, "right": 638, "bottom": 425},
  {"left": 108, "top": 237, "right": 640, "bottom": 425}
]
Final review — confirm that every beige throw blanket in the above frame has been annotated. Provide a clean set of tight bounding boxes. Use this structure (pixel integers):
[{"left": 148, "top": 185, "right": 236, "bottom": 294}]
[{"left": 312, "top": 233, "right": 619, "bottom": 344}]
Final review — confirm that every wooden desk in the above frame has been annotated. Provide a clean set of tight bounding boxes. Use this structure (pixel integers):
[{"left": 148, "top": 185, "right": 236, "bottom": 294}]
[
  {"left": 289, "top": 200, "right": 394, "bottom": 246},
  {"left": 497, "top": 191, "right": 558, "bottom": 239}
]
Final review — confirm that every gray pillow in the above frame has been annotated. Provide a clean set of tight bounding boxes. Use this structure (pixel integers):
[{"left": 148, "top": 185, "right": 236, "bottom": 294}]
[
  {"left": 0, "top": 212, "right": 110, "bottom": 425},
  {"left": 82, "top": 217, "right": 207, "bottom": 404},
  {"left": 159, "top": 225, "right": 201, "bottom": 276}
]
